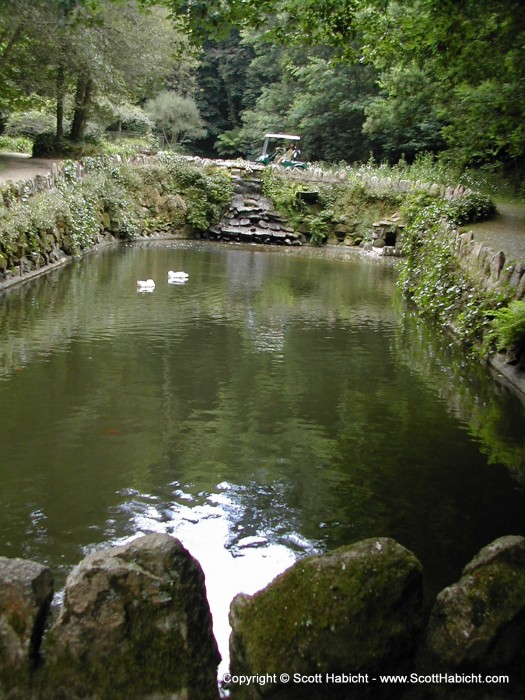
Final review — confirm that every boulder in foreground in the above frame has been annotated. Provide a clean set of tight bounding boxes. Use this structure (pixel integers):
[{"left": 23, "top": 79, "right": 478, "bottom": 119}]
[
  {"left": 424, "top": 535, "right": 525, "bottom": 672},
  {"left": 0, "top": 556, "right": 53, "bottom": 691},
  {"left": 44, "top": 533, "right": 220, "bottom": 699},
  {"left": 229, "top": 537, "right": 423, "bottom": 699}
]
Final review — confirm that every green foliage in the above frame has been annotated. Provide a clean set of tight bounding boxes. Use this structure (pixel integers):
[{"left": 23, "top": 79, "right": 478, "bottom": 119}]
[
  {"left": 286, "top": 56, "right": 377, "bottom": 163},
  {"left": 0, "top": 135, "right": 33, "bottom": 153},
  {"left": 399, "top": 193, "right": 507, "bottom": 351},
  {"left": 444, "top": 192, "right": 496, "bottom": 226},
  {"left": 181, "top": 167, "right": 234, "bottom": 230},
  {"left": 214, "top": 128, "right": 248, "bottom": 158},
  {"left": 487, "top": 302, "right": 525, "bottom": 354},
  {"left": 177, "top": 0, "right": 525, "bottom": 176},
  {"left": 261, "top": 168, "right": 308, "bottom": 212},
  {"left": 145, "top": 91, "right": 206, "bottom": 148},
  {"left": 306, "top": 212, "right": 331, "bottom": 245},
  {"left": 102, "top": 101, "right": 154, "bottom": 134},
  {"left": 362, "top": 0, "right": 525, "bottom": 171},
  {"left": 232, "top": 35, "right": 378, "bottom": 163},
  {"left": 98, "top": 135, "right": 160, "bottom": 157},
  {"left": 195, "top": 31, "right": 255, "bottom": 152},
  {"left": 402, "top": 189, "right": 495, "bottom": 229},
  {"left": 363, "top": 63, "right": 445, "bottom": 162},
  {"left": 32, "top": 133, "right": 99, "bottom": 158},
  {"left": 262, "top": 168, "right": 402, "bottom": 245},
  {"left": 4, "top": 110, "right": 55, "bottom": 139},
  {"left": 0, "top": 155, "right": 234, "bottom": 267}
]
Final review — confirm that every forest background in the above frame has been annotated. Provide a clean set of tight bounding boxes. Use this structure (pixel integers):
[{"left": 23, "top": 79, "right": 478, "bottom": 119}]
[{"left": 0, "top": 0, "right": 524, "bottom": 195}]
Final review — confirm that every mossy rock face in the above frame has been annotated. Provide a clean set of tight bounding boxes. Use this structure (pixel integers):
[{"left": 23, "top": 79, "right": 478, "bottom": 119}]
[
  {"left": 229, "top": 537, "right": 423, "bottom": 699},
  {"left": 424, "top": 535, "right": 525, "bottom": 672},
  {"left": 42, "top": 534, "right": 220, "bottom": 699},
  {"left": 0, "top": 557, "right": 53, "bottom": 692}
]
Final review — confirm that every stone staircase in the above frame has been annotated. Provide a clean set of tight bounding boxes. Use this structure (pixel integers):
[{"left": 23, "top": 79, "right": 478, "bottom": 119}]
[{"left": 203, "top": 172, "right": 303, "bottom": 246}]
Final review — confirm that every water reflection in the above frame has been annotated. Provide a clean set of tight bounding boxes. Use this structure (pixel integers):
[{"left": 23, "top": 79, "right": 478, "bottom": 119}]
[
  {"left": 395, "top": 309, "right": 525, "bottom": 483},
  {"left": 106, "top": 480, "right": 318, "bottom": 675},
  {"left": 0, "top": 242, "right": 524, "bottom": 675}
]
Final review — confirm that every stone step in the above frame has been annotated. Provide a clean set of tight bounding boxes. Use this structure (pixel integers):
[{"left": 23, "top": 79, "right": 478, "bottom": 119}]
[{"left": 211, "top": 225, "right": 300, "bottom": 246}]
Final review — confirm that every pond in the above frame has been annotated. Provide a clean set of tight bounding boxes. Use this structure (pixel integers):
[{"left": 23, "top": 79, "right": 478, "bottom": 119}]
[{"left": 1, "top": 241, "right": 525, "bottom": 674}]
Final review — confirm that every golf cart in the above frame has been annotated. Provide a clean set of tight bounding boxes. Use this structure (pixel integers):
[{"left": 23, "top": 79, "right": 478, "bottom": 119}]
[{"left": 256, "top": 133, "right": 307, "bottom": 169}]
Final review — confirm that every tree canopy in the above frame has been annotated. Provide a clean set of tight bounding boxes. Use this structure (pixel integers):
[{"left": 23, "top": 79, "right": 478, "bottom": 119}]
[
  {"left": 0, "top": 0, "right": 203, "bottom": 149},
  {"left": 1, "top": 0, "right": 524, "bottom": 174},
  {"left": 170, "top": 0, "right": 525, "bottom": 172}
]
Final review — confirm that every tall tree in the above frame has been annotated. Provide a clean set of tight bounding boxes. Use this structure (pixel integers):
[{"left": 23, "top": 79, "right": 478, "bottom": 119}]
[
  {"left": 63, "top": 1, "right": 181, "bottom": 141},
  {"left": 195, "top": 32, "right": 253, "bottom": 131},
  {"left": 1, "top": 0, "right": 196, "bottom": 144},
  {"left": 144, "top": 90, "right": 206, "bottom": 146},
  {"left": 0, "top": 1, "right": 58, "bottom": 111},
  {"left": 358, "top": 0, "right": 525, "bottom": 167},
  {"left": 169, "top": 0, "right": 525, "bottom": 169}
]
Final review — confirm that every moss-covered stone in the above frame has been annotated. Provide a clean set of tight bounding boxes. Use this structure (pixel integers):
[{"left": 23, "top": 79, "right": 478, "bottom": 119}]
[
  {"left": 0, "top": 556, "right": 53, "bottom": 694},
  {"left": 423, "top": 535, "right": 525, "bottom": 673},
  {"left": 229, "top": 537, "right": 423, "bottom": 699},
  {"left": 42, "top": 534, "right": 220, "bottom": 699}
]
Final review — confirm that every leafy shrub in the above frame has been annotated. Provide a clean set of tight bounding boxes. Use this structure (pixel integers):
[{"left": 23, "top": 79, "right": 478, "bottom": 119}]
[
  {"left": 0, "top": 135, "right": 33, "bottom": 153},
  {"left": 32, "top": 133, "right": 99, "bottom": 158},
  {"left": 262, "top": 169, "right": 310, "bottom": 213},
  {"left": 215, "top": 128, "right": 248, "bottom": 158},
  {"left": 399, "top": 193, "right": 508, "bottom": 351},
  {"left": 443, "top": 192, "right": 496, "bottom": 225},
  {"left": 307, "top": 212, "right": 331, "bottom": 245},
  {"left": 488, "top": 301, "right": 525, "bottom": 353},
  {"left": 101, "top": 101, "right": 154, "bottom": 135},
  {"left": 402, "top": 189, "right": 495, "bottom": 229},
  {"left": 99, "top": 135, "right": 160, "bottom": 157},
  {"left": 5, "top": 110, "right": 55, "bottom": 139},
  {"left": 144, "top": 91, "right": 206, "bottom": 147}
]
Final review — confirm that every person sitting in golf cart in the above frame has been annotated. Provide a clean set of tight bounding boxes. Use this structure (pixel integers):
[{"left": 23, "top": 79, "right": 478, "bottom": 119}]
[
  {"left": 276, "top": 142, "right": 295, "bottom": 164},
  {"left": 256, "top": 133, "right": 306, "bottom": 169}
]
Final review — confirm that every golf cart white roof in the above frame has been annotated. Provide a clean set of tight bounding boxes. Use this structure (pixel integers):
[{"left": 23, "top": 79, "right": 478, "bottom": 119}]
[{"left": 264, "top": 133, "right": 301, "bottom": 140}]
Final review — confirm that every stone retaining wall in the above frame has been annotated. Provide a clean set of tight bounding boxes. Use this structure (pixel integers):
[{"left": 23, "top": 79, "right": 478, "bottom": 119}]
[
  {"left": 455, "top": 228, "right": 525, "bottom": 300},
  {"left": 0, "top": 153, "right": 470, "bottom": 210}
]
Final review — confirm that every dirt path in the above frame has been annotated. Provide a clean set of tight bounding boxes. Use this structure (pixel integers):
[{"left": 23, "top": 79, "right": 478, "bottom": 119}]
[
  {"left": 471, "top": 202, "right": 525, "bottom": 263},
  {"left": 0, "top": 152, "right": 60, "bottom": 185}
]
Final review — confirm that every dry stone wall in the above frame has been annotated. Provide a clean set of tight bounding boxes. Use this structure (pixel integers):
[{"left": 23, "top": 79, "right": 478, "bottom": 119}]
[{"left": 455, "top": 229, "right": 525, "bottom": 301}]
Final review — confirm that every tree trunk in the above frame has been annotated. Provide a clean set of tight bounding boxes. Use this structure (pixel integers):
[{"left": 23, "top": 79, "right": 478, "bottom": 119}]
[
  {"left": 70, "top": 73, "right": 93, "bottom": 142},
  {"left": 56, "top": 63, "right": 65, "bottom": 138}
]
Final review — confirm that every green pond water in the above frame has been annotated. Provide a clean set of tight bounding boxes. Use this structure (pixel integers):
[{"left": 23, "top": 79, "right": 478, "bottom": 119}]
[{"left": 1, "top": 241, "right": 525, "bottom": 670}]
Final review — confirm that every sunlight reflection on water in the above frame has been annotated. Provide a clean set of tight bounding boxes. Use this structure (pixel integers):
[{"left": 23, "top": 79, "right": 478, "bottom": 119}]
[
  {"left": 2, "top": 242, "right": 525, "bottom": 684},
  {"left": 107, "top": 482, "right": 320, "bottom": 675}
]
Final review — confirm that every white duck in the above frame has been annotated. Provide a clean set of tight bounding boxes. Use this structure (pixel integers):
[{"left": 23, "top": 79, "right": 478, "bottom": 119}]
[
  {"left": 137, "top": 278, "right": 155, "bottom": 292},
  {"left": 168, "top": 270, "right": 189, "bottom": 284}
]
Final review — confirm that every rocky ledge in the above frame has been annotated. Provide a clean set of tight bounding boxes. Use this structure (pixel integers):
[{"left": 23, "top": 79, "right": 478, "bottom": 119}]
[
  {"left": 1, "top": 534, "right": 524, "bottom": 699},
  {"left": 202, "top": 174, "right": 304, "bottom": 247}
]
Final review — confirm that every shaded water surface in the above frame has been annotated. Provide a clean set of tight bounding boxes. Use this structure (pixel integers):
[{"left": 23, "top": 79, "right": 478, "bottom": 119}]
[{"left": 1, "top": 242, "right": 525, "bottom": 669}]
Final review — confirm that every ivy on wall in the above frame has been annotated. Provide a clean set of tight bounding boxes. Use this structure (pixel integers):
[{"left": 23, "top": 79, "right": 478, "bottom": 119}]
[{"left": 0, "top": 155, "right": 234, "bottom": 274}]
